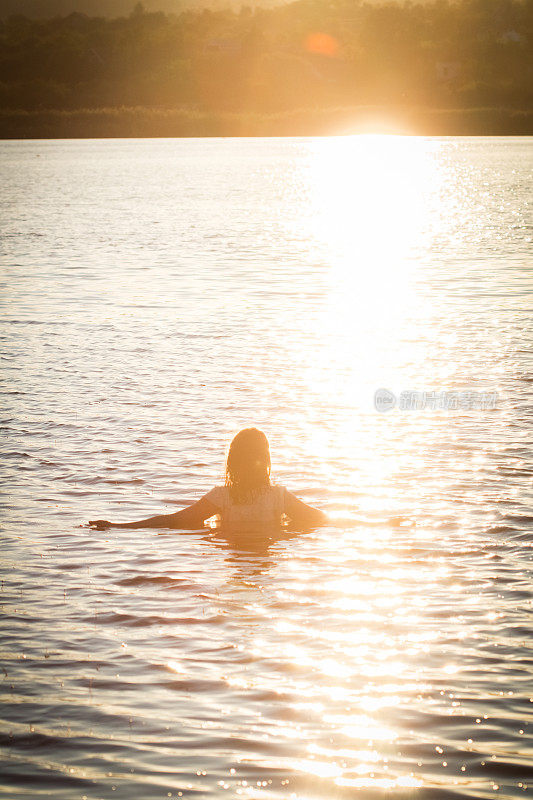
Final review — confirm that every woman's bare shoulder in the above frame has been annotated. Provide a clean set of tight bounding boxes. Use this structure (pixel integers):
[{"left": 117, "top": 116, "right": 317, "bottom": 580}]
[{"left": 202, "top": 485, "right": 228, "bottom": 508}]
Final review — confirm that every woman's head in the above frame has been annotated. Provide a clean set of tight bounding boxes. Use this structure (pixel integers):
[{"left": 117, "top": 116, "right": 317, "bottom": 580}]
[{"left": 225, "top": 428, "right": 271, "bottom": 503}]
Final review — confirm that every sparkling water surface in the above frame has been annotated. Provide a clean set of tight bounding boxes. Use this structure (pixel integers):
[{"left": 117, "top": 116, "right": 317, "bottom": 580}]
[{"left": 0, "top": 136, "right": 532, "bottom": 799}]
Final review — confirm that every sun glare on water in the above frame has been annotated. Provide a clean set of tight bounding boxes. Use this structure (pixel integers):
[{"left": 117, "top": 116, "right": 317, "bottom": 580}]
[
  {"left": 251, "top": 137, "right": 477, "bottom": 790},
  {"left": 307, "top": 135, "right": 445, "bottom": 395},
  {"left": 281, "top": 135, "right": 453, "bottom": 511}
]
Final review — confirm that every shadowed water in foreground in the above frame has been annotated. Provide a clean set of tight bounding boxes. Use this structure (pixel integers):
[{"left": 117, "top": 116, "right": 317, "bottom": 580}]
[{"left": 0, "top": 136, "right": 532, "bottom": 799}]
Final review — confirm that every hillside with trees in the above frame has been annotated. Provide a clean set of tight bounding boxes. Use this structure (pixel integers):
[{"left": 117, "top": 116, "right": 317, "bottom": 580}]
[
  {"left": 0, "top": 0, "right": 281, "bottom": 18},
  {"left": 1, "top": 0, "right": 532, "bottom": 135}
]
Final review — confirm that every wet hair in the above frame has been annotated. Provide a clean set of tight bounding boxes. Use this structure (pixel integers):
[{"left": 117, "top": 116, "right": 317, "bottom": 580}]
[{"left": 225, "top": 427, "right": 271, "bottom": 504}]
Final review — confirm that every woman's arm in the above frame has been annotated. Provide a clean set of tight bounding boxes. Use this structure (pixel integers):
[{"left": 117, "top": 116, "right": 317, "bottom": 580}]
[
  {"left": 283, "top": 490, "right": 328, "bottom": 528},
  {"left": 89, "top": 496, "right": 219, "bottom": 531}
]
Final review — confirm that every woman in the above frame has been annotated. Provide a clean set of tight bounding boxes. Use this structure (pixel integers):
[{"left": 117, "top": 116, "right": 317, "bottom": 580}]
[{"left": 89, "top": 427, "right": 327, "bottom": 531}]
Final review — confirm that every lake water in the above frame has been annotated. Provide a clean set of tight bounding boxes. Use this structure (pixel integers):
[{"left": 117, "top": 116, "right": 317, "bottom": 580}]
[{"left": 0, "top": 136, "right": 532, "bottom": 800}]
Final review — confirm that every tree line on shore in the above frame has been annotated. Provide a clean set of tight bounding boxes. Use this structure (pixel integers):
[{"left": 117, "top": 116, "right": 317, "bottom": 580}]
[
  {"left": 1, "top": 0, "right": 532, "bottom": 115},
  {"left": 0, "top": 1, "right": 252, "bottom": 20}
]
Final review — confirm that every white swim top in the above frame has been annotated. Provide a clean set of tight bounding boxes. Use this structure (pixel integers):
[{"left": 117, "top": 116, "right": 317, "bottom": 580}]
[{"left": 202, "top": 484, "right": 289, "bottom": 528}]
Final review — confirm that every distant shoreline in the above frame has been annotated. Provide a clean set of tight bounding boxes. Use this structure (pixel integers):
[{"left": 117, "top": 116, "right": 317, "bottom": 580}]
[{"left": 1, "top": 106, "right": 532, "bottom": 138}]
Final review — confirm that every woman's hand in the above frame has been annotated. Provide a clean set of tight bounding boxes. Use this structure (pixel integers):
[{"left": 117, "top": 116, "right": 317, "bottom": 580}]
[
  {"left": 89, "top": 519, "right": 112, "bottom": 530},
  {"left": 86, "top": 496, "right": 218, "bottom": 531}
]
